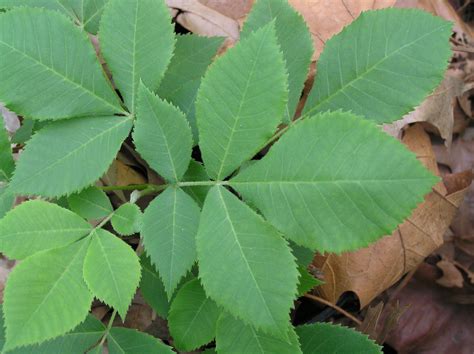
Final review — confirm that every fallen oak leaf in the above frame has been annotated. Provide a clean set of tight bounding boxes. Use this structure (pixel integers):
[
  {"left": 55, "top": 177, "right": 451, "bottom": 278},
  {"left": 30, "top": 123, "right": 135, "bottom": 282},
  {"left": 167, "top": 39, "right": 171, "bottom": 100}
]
[{"left": 313, "top": 124, "right": 472, "bottom": 308}]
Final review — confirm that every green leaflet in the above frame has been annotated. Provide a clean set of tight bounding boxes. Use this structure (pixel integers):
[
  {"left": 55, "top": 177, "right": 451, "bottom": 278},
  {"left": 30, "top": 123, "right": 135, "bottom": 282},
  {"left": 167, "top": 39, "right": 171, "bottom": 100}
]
[
  {"left": 0, "top": 8, "right": 123, "bottom": 120},
  {"left": 11, "top": 118, "right": 35, "bottom": 144},
  {"left": 10, "top": 115, "right": 132, "bottom": 197},
  {"left": 88, "top": 344, "right": 104, "bottom": 354},
  {"left": 157, "top": 34, "right": 223, "bottom": 142},
  {"left": 231, "top": 111, "right": 438, "bottom": 252},
  {"left": 216, "top": 313, "right": 301, "bottom": 354},
  {"left": 142, "top": 187, "right": 200, "bottom": 298},
  {"left": 0, "top": 312, "right": 105, "bottom": 354},
  {"left": 182, "top": 159, "right": 211, "bottom": 207},
  {"left": 296, "top": 323, "right": 382, "bottom": 354},
  {"left": 0, "top": 121, "right": 14, "bottom": 181},
  {"left": 111, "top": 202, "right": 142, "bottom": 236},
  {"left": 291, "top": 242, "right": 314, "bottom": 267},
  {"left": 303, "top": 9, "right": 452, "bottom": 123},
  {"left": 108, "top": 327, "right": 174, "bottom": 354},
  {"left": 3, "top": 239, "right": 93, "bottom": 350},
  {"left": 133, "top": 83, "right": 193, "bottom": 182},
  {"left": 0, "top": 185, "right": 14, "bottom": 218},
  {"left": 100, "top": 0, "right": 175, "bottom": 111},
  {"left": 241, "top": 0, "right": 313, "bottom": 123},
  {"left": 297, "top": 266, "right": 322, "bottom": 296},
  {"left": 0, "top": 200, "right": 91, "bottom": 259},
  {"left": 83, "top": 229, "right": 141, "bottom": 319},
  {"left": 168, "top": 279, "right": 221, "bottom": 351},
  {"left": 196, "top": 22, "right": 288, "bottom": 180},
  {"left": 68, "top": 186, "right": 113, "bottom": 220},
  {"left": 197, "top": 186, "right": 298, "bottom": 336},
  {"left": 139, "top": 255, "right": 171, "bottom": 319}
]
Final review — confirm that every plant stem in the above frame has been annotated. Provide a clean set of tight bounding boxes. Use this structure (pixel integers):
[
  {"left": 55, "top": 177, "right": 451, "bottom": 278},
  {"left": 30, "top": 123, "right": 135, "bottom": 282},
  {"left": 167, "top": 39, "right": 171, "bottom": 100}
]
[
  {"left": 98, "top": 310, "right": 118, "bottom": 346},
  {"left": 100, "top": 184, "right": 165, "bottom": 191},
  {"left": 177, "top": 180, "right": 228, "bottom": 187},
  {"left": 304, "top": 294, "right": 362, "bottom": 326}
]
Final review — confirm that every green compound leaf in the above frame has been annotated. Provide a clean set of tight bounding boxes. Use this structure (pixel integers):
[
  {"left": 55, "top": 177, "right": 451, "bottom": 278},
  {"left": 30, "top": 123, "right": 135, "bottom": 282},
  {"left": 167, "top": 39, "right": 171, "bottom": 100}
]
[
  {"left": 108, "top": 327, "right": 174, "bottom": 354},
  {"left": 197, "top": 186, "right": 298, "bottom": 337},
  {"left": 68, "top": 186, "right": 113, "bottom": 220},
  {"left": 139, "top": 255, "right": 171, "bottom": 319},
  {"left": 83, "top": 229, "right": 141, "bottom": 319},
  {"left": 0, "top": 8, "right": 123, "bottom": 120},
  {"left": 216, "top": 313, "right": 301, "bottom": 354},
  {"left": 296, "top": 323, "right": 382, "bottom": 354},
  {"left": 242, "top": 0, "right": 313, "bottom": 123},
  {"left": 0, "top": 122, "right": 14, "bottom": 181},
  {"left": 133, "top": 83, "right": 192, "bottom": 182},
  {"left": 100, "top": 0, "right": 175, "bottom": 111},
  {"left": 168, "top": 279, "right": 221, "bottom": 351},
  {"left": 111, "top": 202, "right": 142, "bottom": 236},
  {"left": 182, "top": 159, "right": 211, "bottom": 207},
  {"left": 196, "top": 22, "right": 288, "bottom": 180},
  {"left": 0, "top": 185, "right": 14, "bottom": 219},
  {"left": 10, "top": 115, "right": 132, "bottom": 197},
  {"left": 303, "top": 8, "right": 452, "bottom": 124},
  {"left": 0, "top": 312, "right": 105, "bottom": 354},
  {"left": 0, "top": 200, "right": 91, "bottom": 259},
  {"left": 157, "top": 34, "right": 223, "bottom": 142},
  {"left": 142, "top": 187, "right": 200, "bottom": 299},
  {"left": 231, "top": 111, "right": 438, "bottom": 252},
  {"left": 3, "top": 239, "right": 93, "bottom": 351}
]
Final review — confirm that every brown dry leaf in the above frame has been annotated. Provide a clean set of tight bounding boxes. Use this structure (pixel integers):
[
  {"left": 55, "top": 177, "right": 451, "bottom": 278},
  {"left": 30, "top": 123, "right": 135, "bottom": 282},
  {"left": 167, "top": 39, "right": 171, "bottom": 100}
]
[
  {"left": 198, "top": 0, "right": 253, "bottom": 23},
  {"left": 313, "top": 124, "right": 472, "bottom": 307},
  {"left": 383, "top": 71, "right": 465, "bottom": 146},
  {"left": 436, "top": 258, "right": 464, "bottom": 287},
  {"left": 167, "top": 0, "right": 240, "bottom": 41},
  {"left": 288, "top": 0, "right": 396, "bottom": 60}
]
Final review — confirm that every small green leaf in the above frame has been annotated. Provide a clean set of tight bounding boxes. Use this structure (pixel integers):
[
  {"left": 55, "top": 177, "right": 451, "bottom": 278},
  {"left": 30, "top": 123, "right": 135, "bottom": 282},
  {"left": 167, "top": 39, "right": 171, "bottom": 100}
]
[
  {"left": 11, "top": 118, "right": 35, "bottom": 144},
  {"left": 168, "top": 279, "right": 221, "bottom": 351},
  {"left": 68, "top": 186, "right": 113, "bottom": 220},
  {"left": 10, "top": 115, "right": 132, "bottom": 197},
  {"left": 83, "top": 229, "right": 141, "bottom": 319},
  {"left": 139, "top": 255, "right": 171, "bottom": 319},
  {"left": 111, "top": 202, "right": 142, "bottom": 236},
  {"left": 297, "top": 266, "right": 322, "bottom": 296},
  {"left": 303, "top": 9, "right": 452, "bottom": 123},
  {"left": 0, "top": 7, "right": 123, "bottom": 120},
  {"left": 157, "top": 34, "right": 223, "bottom": 142},
  {"left": 216, "top": 312, "right": 301, "bottom": 354},
  {"left": 242, "top": 0, "right": 313, "bottom": 123},
  {"left": 197, "top": 186, "right": 298, "bottom": 336},
  {"left": 3, "top": 239, "right": 93, "bottom": 350},
  {"left": 100, "top": 0, "right": 175, "bottom": 110},
  {"left": 133, "top": 83, "right": 192, "bottom": 182},
  {"left": 231, "top": 111, "right": 438, "bottom": 252},
  {"left": 196, "top": 22, "right": 288, "bottom": 180},
  {"left": 142, "top": 187, "right": 200, "bottom": 298},
  {"left": 0, "top": 185, "right": 14, "bottom": 219},
  {"left": 0, "top": 200, "right": 91, "bottom": 259},
  {"left": 108, "top": 327, "right": 174, "bottom": 354},
  {"left": 290, "top": 242, "right": 314, "bottom": 267},
  {"left": 296, "top": 323, "right": 382, "bottom": 354},
  {"left": 0, "top": 122, "right": 14, "bottom": 181},
  {"left": 182, "top": 159, "right": 211, "bottom": 207}
]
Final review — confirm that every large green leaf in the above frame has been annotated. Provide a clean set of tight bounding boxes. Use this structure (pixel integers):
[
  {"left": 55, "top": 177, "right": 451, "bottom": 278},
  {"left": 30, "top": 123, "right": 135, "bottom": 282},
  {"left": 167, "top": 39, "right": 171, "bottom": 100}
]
[
  {"left": 231, "top": 111, "right": 438, "bottom": 252},
  {"left": 100, "top": 0, "right": 175, "bottom": 110},
  {"left": 0, "top": 200, "right": 91, "bottom": 259},
  {"left": 142, "top": 187, "right": 200, "bottom": 298},
  {"left": 0, "top": 185, "right": 14, "bottom": 219},
  {"left": 0, "top": 312, "right": 105, "bottom": 354},
  {"left": 303, "top": 9, "right": 452, "bottom": 123},
  {"left": 0, "top": 122, "right": 14, "bottom": 181},
  {"left": 10, "top": 115, "right": 132, "bottom": 197},
  {"left": 296, "top": 323, "right": 382, "bottom": 354},
  {"left": 197, "top": 186, "right": 298, "bottom": 336},
  {"left": 216, "top": 313, "right": 301, "bottom": 354},
  {"left": 168, "top": 279, "right": 221, "bottom": 351},
  {"left": 133, "top": 83, "right": 192, "bottom": 182},
  {"left": 67, "top": 186, "right": 113, "bottom": 220},
  {"left": 196, "top": 22, "right": 288, "bottom": 180},
  {"left": 157, "top": 34, "right": 223, "bottom": 142},
  {"left": 0, "top": 8, "right": 123, "bottom": 120},
  {"left": 242, "top": 0, "right": 313, "bottom": 123},
  {"left": 3, "top": 239, "right": 93, "bottom": 350},
  {"left": 111, "top": 202, "right": 142, "bottom": 236},
  {"left": 139, "top": 255, "right": 171, "bottom": 319},
  {"left": 108, "top": 327, "right": 174, "bottom": 354},
  {"left": 83, "top": 229, "right": 141, "bottom": 319}
]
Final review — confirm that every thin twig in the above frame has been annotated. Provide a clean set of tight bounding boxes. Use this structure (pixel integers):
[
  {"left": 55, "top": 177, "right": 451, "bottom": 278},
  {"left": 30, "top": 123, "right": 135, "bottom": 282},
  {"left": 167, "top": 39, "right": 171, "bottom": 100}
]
[{"left": 304, "top": 293, "right": 362, "bottom": 326}]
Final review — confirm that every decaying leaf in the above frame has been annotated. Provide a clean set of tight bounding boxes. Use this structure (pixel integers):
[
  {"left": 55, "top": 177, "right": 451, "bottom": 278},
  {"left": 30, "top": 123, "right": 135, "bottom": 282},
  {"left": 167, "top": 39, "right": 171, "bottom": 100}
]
[
  {"left": 288, "top": 0, "right": 396, "bottom": 60},
  {"left": 436, "top": 258, "right": 464, "bottom": 288},
  {"left": 313, "top": 124, "right": 472, "bottom": 307}
]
